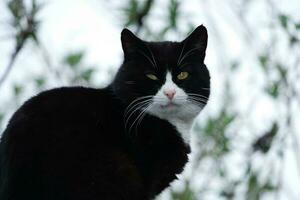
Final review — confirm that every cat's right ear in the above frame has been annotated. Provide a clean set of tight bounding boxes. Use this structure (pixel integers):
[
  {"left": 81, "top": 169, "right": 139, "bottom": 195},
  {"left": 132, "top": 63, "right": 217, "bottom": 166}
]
[{"left": 121, "top": 28, "right": 142, "bottom": 56}]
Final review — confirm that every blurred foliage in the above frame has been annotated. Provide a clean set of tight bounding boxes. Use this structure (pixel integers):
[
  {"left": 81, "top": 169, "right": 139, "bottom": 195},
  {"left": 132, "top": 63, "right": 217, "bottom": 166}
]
[
  {"left": 64, "top": 52, "right": 84, "bottom": 67},
  {"left": 171, "top": 182, "right": 196, "bottom": 200},
  {"left": 252, "top": 123, "right": 278, "bottom": 153},
  {"left": 1, "top": 0, "right": 300, "bottom": 200},
  {"left": 63, "top": 52, "right": 96, "bottom": 84},
  {"left": 0, "top": 0, "right": 40, "bottom": 88},
  {"left": 123, "top": 0, "right": 154, "bottom": 33},
  {"left": 200, "top": 109, "right": 235, "bottom": 157},
  {"left": 246, "top": 172, "right": 276, "bottom": 200}
]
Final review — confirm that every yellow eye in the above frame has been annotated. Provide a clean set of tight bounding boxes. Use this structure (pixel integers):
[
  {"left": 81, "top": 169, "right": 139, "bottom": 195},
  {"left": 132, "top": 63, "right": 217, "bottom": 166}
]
[
  {"left": 146, "top": 74, "right": 158, "bottom": 80},
  {"left": 177, "top": 72, "right": 189, "bottom": 80}
]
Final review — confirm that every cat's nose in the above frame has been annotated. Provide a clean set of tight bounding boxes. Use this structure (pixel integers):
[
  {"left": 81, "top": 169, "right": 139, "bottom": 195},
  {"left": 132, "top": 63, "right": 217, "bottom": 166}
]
[{"left": 164, "top": 90, "right": 176, "bottom": 100}]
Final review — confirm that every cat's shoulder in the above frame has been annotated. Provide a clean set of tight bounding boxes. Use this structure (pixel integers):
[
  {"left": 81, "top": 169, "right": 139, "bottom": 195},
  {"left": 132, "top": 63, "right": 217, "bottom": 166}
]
[
  {"left": 10, "top": 86, "right": 113, "bottom": 121},
  {"left": 22, "top": 86, "right": 104, "bottom": 107},
  {"left": 31, "top": 86, "right": 104, "bottom": 101}
]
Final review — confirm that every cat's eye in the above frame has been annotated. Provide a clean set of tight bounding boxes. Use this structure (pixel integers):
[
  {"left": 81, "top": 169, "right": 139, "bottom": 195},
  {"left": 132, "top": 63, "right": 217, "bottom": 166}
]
[
  {"left": 177, "top": 72, "right": 189, "bottom": 80},
  {"left": 146, "top": 74, "right": 158, "bottom": 80}
]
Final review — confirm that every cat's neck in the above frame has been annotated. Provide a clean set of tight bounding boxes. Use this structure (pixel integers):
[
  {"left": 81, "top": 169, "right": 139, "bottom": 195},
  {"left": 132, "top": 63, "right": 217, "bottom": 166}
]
[{"left": 167, "top": 117, "right": 194, "bottom": 145}]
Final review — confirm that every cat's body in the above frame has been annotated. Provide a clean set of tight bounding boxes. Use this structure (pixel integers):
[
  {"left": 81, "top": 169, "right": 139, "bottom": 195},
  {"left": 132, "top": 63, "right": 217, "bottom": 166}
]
[
  {"left": 0, "top": 86, "right": 189, "bottom": 200},
  {"left": 0, "top": 25, "right": 210, "bottom": 200}
]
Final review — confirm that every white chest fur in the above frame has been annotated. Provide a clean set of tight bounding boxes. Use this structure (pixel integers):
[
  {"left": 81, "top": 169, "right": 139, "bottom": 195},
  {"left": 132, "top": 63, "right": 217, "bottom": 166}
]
[{"left": 168, "top": 118, "right": 193, "bottom": 144}]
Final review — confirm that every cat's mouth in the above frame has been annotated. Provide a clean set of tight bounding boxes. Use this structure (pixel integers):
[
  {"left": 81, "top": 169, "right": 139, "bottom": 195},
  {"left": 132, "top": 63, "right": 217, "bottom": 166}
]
[{"left": 160, "top": 102, "right": 180, "bottom": 109}]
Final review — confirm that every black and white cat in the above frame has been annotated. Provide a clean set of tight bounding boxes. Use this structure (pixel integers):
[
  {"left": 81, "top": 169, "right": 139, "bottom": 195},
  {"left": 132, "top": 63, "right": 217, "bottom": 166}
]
[{"left": 0, "top": 25, "right": 210, "bottom": 200}]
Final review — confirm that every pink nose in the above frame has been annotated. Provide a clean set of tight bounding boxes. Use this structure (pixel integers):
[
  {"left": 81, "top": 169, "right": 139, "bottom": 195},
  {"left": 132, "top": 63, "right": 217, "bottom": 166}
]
[{"left": 164, "top": 90, "right": 176, "bottom": 100}]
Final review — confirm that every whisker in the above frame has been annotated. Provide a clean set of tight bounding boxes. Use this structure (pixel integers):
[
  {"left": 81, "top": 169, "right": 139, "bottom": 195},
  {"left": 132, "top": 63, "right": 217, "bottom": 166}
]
[
  {"left": 189, "top": 98, "right": 208, "bottom": 103},
  {"left": 188, "top": 97, "right": 207, "bottom": 103},
  {"left": 129, "top": 103, "right": 151, "bottom": 134},
  {"left": 177, "top": 41, "right": 187, "bottom": 66},
  {"left": 188, "top": 98, "right": 208, "bottom": 104},
  {"left": 187, "top": 93, "right": 209, "bottom": 100},
  {"left": 138, "top": 50, "right": 156, "bottom": 68},
  {"left": 191, "top": 102, "right": 207, "bottom": 106},
  {"left": 124, "top": 95, "right": 153, "bottom": 115},
  {"left": 201, "top": 87, "right": 210, "bottom": 90},
  {"left": 188, "top": 95, "right": 208, "bottom": 101},
  {"left": 145, "top": 45, "right": 158, "bottom": 68},
  {"left": 187, "top": 99, "right": 206, "bottom": 108},
  {"left": 178, "top": 46, "right": 204, "bottom": 66},
  {"left": 124, "top": 100, "right": 152, "bottom": 128},
  {"left": 125, "top": 81, "right": 136, "bottom": 85},
  {"left": 179, "top": 62, "right": 192, "bottom": 69},
  {"left": 192, "top": 100, "right": 206, "bottom": 105},
  {"left": 124, "top": 99, "right": 152, "bottom": 119},
  {"left": 184, "top": 103, "right": 203, "bottom": 112},
  {"left": 134, "top": 104, "right": 151, "bottom": 135},
  {"left": 124, "top": 96, "right": 153, "bottom": 127}
]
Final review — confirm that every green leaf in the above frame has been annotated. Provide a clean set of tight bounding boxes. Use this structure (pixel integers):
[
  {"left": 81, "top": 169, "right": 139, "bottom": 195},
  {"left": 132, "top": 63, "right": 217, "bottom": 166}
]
[
  {"left": 258, "top": 54, "right": 268, "bottom": 70},
  {"left": 295, "top": 22, "right": 300, "bottom": 29},
  {"left": 266, "top": 82, "right": 279, "bottom": 98},
  {"left": 123, "top": 0, "right": 138, "bottom": 26},
  {"left": 13, "top": 84, "right": 23, "bottom": 96},
  {"left": 278, "top": 14, "right": 289, "bottom": 29},
  {"left": 168, "top": 0, "right": 180, "bottom": 29},
  {"left": 80, "top": 68, "right": 94, "bottom": 82},
  {"left": 289, "top": 35, "right": 299, "bottom": 46},
  {"left": 35, "top": 77, "right": 46, "bottom": 88},
  {"left": 247, "top": 173, "right": 260, "bottom": 200},
  {"left": 246, "top": 172, "right": 277, "bottom": 200},
  {"left": 201, "top": 110, "right": 235, "bottom": 156},
  {"left": 7, "top": 0, "right": 26, "bottom": 23},
  {"left": 276, "top": 64, "right": 287, "bottom": 79},
  {"left": 64, "top": 52, "right": 84, "bottom": 67},
  {"left": 171, "top": 183, "right": 196, "bottom": 200},
  {"left": 262, "top": 182, "right": 276, "bottom": 191}
]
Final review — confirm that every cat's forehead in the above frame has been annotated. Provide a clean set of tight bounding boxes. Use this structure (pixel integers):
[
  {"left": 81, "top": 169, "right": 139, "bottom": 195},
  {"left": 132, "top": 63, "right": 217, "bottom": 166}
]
[{"left": 146, "top": 41, "right": 182, "bottom": 69}]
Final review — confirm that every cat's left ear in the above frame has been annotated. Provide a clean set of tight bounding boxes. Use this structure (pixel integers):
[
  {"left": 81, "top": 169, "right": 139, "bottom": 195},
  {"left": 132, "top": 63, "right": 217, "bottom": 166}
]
[
  {"left": 121, "top": 28, "right": 143, "bottom": 57},
  {"left": 181, "top": 25, "right": 208, "bottom": 61}
]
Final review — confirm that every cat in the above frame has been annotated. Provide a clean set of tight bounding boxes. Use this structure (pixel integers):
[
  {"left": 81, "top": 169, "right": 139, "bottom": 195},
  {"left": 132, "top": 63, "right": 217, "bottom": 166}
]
[{"left": 0, "top": 25, "right": 210, "bottom": 200}]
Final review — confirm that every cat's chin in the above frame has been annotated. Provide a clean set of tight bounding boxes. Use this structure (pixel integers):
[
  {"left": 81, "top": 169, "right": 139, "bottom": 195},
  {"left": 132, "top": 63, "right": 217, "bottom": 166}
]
[
  {"left": 147, "top": 103, "right": 201, "bottom": 122},
  {"left": 159, "top": 102, "right": 180, "bottom": 109}
]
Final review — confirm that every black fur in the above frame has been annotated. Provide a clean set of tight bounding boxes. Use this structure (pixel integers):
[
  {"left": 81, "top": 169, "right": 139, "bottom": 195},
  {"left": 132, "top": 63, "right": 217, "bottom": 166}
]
[{"left": 0, "top": 25, "right": 210, "bottom": 200}]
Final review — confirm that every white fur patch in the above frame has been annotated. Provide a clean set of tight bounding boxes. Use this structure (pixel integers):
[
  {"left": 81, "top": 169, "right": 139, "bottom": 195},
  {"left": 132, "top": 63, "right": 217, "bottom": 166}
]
[
  {"left": 168, "top": 118, "right": 193, "bottom": 144},
  {"left": 147, "top": 72, "right": 202, "bottom": 144}
]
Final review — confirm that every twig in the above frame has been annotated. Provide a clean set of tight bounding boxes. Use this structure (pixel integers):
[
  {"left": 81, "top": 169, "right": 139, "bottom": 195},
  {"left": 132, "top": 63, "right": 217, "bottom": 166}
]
[
  {"left": 287, "top": 94, "right": 300, "bottom": 177},
  {"left": 35, "top": 41, "right": 63, "bottom": 83},
  {"left": 135, "top": 0, "right": 154, "bottom": 34},
  {"left": 0, "top": 40, "right": 25, "bottom": 89}
]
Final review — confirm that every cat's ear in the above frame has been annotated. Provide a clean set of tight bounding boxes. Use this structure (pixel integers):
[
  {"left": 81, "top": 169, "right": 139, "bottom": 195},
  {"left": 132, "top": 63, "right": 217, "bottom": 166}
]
[
  {"left": 121, "top": 28, "right": 143, "bottom": 56},
  {"left": 181, "top": 25, "right": 208, "bottom": 61}
]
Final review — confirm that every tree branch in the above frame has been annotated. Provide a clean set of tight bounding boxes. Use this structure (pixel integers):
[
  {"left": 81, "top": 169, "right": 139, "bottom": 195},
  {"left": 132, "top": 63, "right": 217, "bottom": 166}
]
[{"left": 0, "top": 38, "right": 25, "bottom": 89}]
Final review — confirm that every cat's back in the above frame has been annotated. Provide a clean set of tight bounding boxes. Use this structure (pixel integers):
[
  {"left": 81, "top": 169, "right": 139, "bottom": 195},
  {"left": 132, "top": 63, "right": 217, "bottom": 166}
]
[
  {"left": 5, "top": 86, "right": 117, "bottom": 130},
  {"left": 12, "top": 86, "right": 112, "bottom": 120},
  {"left": 1, "top": 86, "right": 122, "bottom": 151},
  {"left": 0, "top": 87, "right": 140, "bottom": 200}
]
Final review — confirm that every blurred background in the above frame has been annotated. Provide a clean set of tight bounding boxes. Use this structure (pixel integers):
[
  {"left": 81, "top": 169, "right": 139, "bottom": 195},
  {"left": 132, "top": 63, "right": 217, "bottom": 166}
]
[{"left": 0, "top": 0, "right": 299, "bottom": 199}]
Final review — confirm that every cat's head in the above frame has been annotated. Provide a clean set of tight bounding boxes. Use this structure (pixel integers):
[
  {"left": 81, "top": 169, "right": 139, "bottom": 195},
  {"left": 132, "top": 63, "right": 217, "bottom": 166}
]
[{"left": 113, "top": 25, "right": 210, "bottom": 122}]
